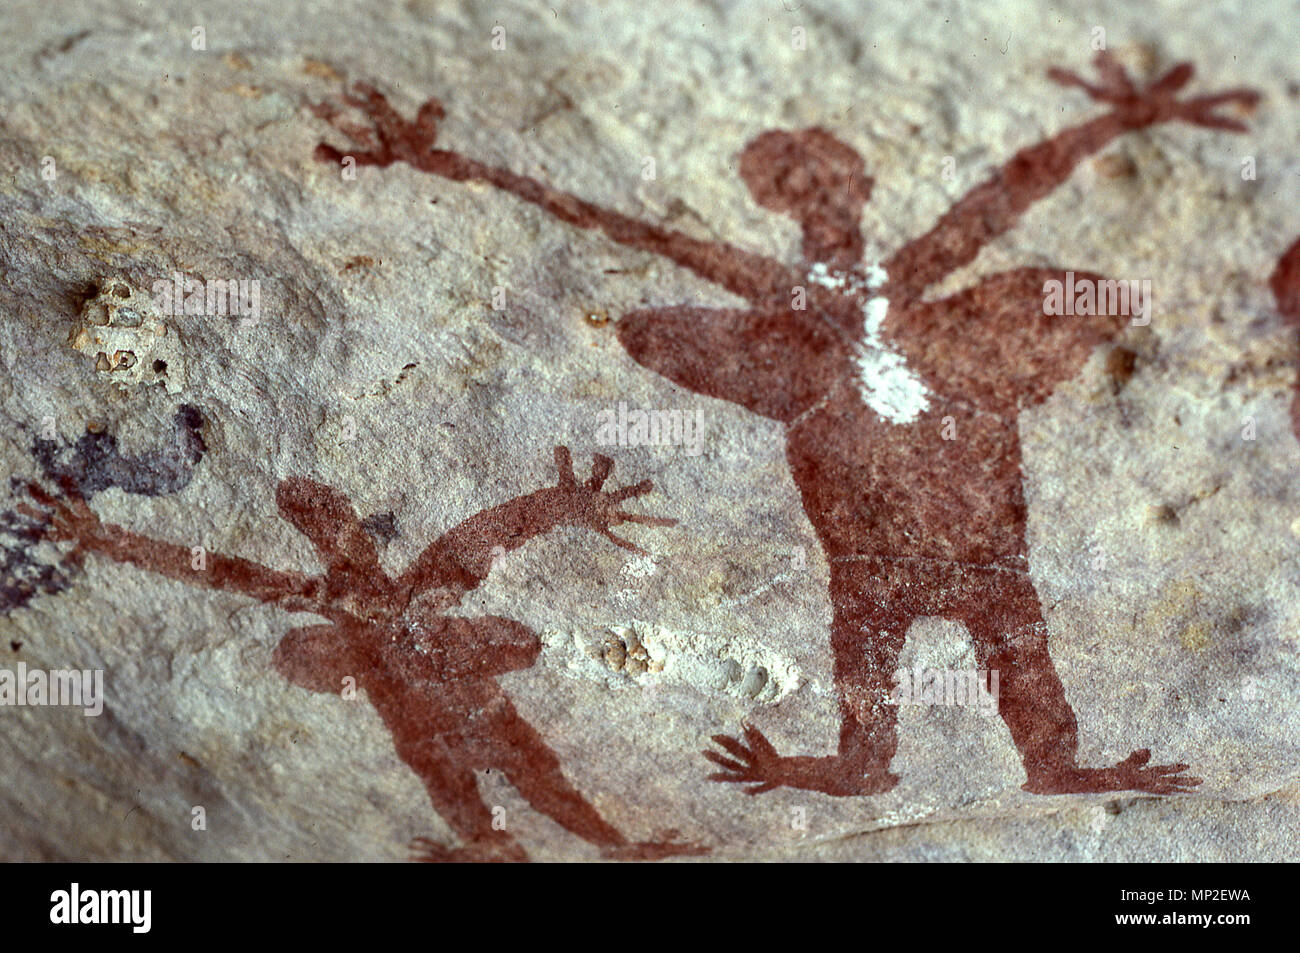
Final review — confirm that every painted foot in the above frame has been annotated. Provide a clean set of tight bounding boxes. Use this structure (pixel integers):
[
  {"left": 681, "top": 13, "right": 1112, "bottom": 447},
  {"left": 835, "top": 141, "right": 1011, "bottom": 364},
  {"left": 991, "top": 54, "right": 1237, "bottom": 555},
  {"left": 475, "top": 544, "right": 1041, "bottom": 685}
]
[
  {"left": 409, "top": 835, "right": 528, "bottom": 863},
  {"left": 601, "top": 830, "right": 709, "bottom": 861},
  {"left": 1049, "top": 51, "right": 1258, "bottom": 131},
  {"left": 1023, "top": 749, "right": 1201, "bottom": 795},
  {"left": 704, "top": 724, "right": 899, "bottom": 797}
]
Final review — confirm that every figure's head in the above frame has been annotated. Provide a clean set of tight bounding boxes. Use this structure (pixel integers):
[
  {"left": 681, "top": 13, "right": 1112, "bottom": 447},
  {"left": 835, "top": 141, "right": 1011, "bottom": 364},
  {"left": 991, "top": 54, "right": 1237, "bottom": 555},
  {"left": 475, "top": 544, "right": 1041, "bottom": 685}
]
[
  {"left": 739, "top": 128, "right": 870, "bottom": 269},
  {"left": 275, "top": 476, "right": 380, "bottom": 572}
]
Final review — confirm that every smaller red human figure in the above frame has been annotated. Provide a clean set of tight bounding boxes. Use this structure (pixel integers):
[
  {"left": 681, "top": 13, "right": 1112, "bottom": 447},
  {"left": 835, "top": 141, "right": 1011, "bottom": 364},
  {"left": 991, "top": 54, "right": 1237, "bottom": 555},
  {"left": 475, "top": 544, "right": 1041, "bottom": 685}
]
[
  {"left": 1270, "top": 237, "right": 1300, "bottom": 440},
  {"left": 20, "top": 448, "right": 702, "bottom": 861}
]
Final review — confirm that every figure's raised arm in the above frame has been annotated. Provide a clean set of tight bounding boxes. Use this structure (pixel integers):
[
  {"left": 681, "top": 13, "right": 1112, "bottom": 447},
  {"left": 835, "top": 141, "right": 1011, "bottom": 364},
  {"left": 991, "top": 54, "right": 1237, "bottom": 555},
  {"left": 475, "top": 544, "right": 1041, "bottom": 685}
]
[
  {"left": 19, "top": 480, "right": 322, "bottom": 613},
  {"left": 395, "top": 446, "right": 673, "bottom": 601},
  {"left": 883, "top": 52, "right": 1258, "bottom": 300},
  {"left": 311, "top": 83, "right": 799, "bottom": 303}
]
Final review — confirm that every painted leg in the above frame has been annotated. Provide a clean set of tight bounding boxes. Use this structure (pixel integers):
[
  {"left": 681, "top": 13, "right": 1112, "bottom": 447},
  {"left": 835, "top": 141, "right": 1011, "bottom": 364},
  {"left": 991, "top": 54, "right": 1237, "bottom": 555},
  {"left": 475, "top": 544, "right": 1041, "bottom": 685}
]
[
  {"left": 959, "top": 572, "right": 1200, "bottom": 795},
  {"left": 704, "top": 563, "right": 910, "bottom": 796},
  {"left": 494, "top": 706, "right": 706, "bottom": 859},
  {"left": 392, "top": 731, "right": 527, "bottom": 862}
]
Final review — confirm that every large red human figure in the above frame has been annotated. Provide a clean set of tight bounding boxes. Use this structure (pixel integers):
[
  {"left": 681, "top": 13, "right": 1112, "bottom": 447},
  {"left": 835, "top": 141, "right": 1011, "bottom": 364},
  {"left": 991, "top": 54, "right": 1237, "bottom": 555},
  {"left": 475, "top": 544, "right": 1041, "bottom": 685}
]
[{"left": 311, "top": 52, "right": 1257, "bottom": 796}]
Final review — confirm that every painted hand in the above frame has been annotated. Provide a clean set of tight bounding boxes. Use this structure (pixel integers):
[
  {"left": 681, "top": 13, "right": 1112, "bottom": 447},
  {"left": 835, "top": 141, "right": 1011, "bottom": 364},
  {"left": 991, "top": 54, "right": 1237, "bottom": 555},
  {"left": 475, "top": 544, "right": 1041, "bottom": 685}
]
[
  {"left": 551, "top": 446, "right": 676, "bottom": 554},
  {"left": 16, "top": 477, "right": 102, "bottom": 549},
  {"left": 312, "top": 82, "right": 445, "bottom": 168},
  {"left": 1049, "top": 51, "right": 1259, "bottom": 131}
]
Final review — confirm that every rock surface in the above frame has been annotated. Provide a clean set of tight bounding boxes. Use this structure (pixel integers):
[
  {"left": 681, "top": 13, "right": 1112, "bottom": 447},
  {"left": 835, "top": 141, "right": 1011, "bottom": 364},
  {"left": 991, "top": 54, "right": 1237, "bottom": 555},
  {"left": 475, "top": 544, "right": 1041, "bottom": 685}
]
[{"left": 0, "top": 0, "right": 1297, "bottom": 861}]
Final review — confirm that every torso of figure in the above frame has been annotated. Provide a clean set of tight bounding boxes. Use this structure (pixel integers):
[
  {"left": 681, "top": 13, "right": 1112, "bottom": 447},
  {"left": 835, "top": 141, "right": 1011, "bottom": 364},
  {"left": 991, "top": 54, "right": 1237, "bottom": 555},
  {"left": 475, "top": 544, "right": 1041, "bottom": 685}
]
[
  {"left": 783, "top": 278, "right": 1032, "bottom": 568},
  {"left": 785, "top": 381, "right": 1029, "bottom": 566}
]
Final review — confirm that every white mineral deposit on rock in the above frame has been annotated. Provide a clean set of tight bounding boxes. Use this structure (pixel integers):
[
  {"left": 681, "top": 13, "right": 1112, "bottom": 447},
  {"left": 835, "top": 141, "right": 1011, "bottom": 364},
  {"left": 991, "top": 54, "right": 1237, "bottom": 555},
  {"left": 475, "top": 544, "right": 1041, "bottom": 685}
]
[{"left": 69, "top": 280, "right": 183, "bottom": 393}]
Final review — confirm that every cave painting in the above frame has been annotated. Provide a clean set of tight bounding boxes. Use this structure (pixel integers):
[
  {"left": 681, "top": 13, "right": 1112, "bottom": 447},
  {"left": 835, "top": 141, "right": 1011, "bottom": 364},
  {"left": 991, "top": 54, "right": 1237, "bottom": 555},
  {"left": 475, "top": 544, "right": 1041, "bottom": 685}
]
[
  {"left": 312, "top": 51, "right": 1258, "bottom": 797},
  {"left": 21, "top": 447, "right": 701, "bottom": 860}
]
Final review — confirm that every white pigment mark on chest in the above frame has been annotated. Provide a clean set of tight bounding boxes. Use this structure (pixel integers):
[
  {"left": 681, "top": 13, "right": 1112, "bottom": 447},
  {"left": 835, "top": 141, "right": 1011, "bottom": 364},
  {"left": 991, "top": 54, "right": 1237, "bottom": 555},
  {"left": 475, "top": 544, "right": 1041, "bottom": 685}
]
[{"left": 807, "top": 262, "right": 931, "bottom": 425}]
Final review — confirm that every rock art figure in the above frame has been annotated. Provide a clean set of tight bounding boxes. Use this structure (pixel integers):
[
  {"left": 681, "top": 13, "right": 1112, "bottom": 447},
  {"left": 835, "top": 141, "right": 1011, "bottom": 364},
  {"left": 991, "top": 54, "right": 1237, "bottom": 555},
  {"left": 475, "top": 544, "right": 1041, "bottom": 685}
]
[
  {"left": 21, "top": 447, "right": 700, "bottom": 860},
  {"left": 310, "top": 52, "right": 1257, "bottom": 797}
]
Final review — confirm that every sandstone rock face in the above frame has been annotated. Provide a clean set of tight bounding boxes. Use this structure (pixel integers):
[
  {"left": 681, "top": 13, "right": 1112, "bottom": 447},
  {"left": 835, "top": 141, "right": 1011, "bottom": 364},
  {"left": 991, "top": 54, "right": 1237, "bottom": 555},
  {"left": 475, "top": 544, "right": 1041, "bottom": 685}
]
[{"left": 1, "top": 0, "right": 1297, "bottom": 861}]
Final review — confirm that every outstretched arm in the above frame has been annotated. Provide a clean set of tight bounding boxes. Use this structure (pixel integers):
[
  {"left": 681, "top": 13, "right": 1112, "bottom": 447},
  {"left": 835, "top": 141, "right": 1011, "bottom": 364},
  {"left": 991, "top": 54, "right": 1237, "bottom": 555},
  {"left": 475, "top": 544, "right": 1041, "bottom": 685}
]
[
  {"left": 884, "top": 52, "right": 1258, "bottom": 300},
  {"left": 395, "top": 446, "right": 673, "bottom": 601},
  {"left": 312, "top": 84, "right": 800, "bottom": 304},
  {"left": 19, "top": 481, "right": 323, "bottom": 613}
]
